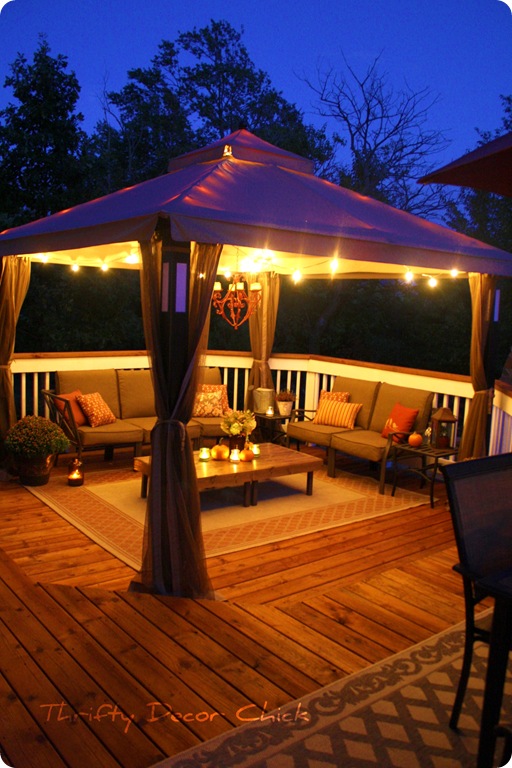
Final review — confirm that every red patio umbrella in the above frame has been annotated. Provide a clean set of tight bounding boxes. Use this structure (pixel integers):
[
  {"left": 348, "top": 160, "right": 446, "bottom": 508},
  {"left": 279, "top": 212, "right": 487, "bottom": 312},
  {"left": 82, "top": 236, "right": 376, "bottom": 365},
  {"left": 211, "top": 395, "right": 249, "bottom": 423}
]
[{"left": 419, "top": 131, "right": 512, "bottom": 197}]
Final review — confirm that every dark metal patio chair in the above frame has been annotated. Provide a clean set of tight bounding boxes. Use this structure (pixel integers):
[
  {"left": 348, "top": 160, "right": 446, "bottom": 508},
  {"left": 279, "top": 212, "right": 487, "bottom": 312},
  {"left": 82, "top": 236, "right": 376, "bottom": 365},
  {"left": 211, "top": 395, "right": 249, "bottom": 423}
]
[{"left": 441, "top": 453, "right": 512, "bottom": 731}]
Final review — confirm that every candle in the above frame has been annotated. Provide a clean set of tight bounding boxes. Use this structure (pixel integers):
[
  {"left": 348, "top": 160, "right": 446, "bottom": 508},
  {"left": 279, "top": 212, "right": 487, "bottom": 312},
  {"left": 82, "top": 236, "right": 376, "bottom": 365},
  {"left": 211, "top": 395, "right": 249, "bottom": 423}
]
[
  {"left": 230, "top": 448, "right": 240, "bottom": 463},
  {"left": 252, "top": 443, "right": 261, "bottom": 456},
  {"left": 198, "top": 447, "right": 211, "bottom": 461},
  {"left": 266, "top": 406, "right": 274, "bottom": 416},
  {"left": 67, "top": 459, "right": 84, "bottom": 486}
]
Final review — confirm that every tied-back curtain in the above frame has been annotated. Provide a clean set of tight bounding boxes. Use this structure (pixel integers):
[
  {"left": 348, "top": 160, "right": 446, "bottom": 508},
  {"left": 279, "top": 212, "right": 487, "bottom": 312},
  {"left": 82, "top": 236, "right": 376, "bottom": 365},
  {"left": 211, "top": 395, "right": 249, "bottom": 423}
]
[
  {"left": 133, "top": 226, "right": 222, "bottom": 597},
  {"left": 0, "top": 255, "right": 31, "bottom": 440},
  {"left": 246, "top": 272, "right": 280, "bottom": 410},
  {"left": 458, "top": 273, "right": 497, "bottom": 460}
]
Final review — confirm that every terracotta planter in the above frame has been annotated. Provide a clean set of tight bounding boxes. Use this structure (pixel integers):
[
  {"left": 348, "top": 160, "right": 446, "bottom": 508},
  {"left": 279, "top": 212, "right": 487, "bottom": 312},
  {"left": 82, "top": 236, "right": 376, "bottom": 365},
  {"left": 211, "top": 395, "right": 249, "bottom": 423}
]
[{"left": 13, "top": 454, "right": 55, "bottom": 486}]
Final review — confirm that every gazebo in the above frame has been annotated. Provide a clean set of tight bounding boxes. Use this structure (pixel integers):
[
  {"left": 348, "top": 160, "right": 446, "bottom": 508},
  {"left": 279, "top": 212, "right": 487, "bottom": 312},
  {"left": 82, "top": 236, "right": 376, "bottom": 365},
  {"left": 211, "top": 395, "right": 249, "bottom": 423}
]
[{"left": 1, "top": 129, "right": 512, "bottom": 598}]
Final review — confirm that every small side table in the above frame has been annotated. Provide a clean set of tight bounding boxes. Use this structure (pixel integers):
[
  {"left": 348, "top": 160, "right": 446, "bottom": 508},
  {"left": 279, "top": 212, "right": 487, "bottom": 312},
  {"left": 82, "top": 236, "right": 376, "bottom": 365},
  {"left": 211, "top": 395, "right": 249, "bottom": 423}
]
[
  {"left": 254, "top": 412, "right": 287, "bottom": 444},
  {"left": 391, "top": 443, "right": 457, "bottom": 507}
]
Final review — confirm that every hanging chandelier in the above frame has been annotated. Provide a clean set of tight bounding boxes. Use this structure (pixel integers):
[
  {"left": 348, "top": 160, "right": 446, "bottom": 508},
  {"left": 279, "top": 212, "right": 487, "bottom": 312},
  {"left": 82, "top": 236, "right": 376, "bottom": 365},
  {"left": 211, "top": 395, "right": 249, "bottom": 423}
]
[{"left": 212, "top": 274, "right": 262, "bottom": 330}]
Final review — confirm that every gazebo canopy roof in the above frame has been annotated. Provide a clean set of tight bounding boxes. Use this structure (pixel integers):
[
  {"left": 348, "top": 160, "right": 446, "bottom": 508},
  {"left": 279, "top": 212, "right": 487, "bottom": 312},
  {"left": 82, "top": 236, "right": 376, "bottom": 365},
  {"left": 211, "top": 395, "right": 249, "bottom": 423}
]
[{"left": 1, "top": 129, "right": 512, "bottom": 279}]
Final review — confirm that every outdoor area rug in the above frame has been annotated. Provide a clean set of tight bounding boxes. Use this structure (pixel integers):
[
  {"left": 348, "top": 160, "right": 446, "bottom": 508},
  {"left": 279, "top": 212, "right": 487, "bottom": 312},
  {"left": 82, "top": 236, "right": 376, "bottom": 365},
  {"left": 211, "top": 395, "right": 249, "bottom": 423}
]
[
  {"left": 151, "top": 614, "right": 512, "bottom": 768},
  {"left": 27, "top": 465, "right": 430, "bottom": 567}
]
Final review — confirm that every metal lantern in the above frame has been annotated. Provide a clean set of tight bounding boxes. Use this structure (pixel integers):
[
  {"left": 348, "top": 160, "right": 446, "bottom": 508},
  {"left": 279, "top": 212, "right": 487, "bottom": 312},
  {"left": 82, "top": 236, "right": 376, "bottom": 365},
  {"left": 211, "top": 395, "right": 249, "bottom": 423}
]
[{"left": 430, "top": 407, "right": 457, "bottom": 449}]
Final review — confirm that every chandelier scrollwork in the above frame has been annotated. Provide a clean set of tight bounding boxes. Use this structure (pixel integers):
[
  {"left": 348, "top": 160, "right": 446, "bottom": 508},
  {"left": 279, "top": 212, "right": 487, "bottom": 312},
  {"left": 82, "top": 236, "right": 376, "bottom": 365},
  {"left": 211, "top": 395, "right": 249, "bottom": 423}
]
[{"left": 212, "top": 274, "right": 262, "bottom": 330}]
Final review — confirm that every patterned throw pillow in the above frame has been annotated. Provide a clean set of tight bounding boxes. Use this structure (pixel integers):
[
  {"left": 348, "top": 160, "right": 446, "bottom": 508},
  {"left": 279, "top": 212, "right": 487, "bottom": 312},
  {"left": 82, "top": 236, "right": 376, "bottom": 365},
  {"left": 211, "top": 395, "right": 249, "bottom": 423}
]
[
  {"left": 193, "top": 384, "right": 229, "bottom": 417},
  {"left": 381, "top": 403, "right": 419, "bottom": 443},
  {"left": 192, "top": 389, "right": 225, "bottom": 418},
  {"left": 77, "top": 392, "right": 116, "bottom": 427},
  {"left": 313, "top": 390, "right": 350, "bottom": 426},
  {"left": 55, "top": 389, "right": 88, "bottom": 426}
]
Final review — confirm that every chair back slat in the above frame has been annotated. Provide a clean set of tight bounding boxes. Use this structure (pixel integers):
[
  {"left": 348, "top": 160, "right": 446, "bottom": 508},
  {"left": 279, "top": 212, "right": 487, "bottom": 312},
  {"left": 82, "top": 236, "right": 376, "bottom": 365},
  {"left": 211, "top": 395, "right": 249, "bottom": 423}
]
[{"left": 442, "top": 453, "right": 512, "bottom": 579}]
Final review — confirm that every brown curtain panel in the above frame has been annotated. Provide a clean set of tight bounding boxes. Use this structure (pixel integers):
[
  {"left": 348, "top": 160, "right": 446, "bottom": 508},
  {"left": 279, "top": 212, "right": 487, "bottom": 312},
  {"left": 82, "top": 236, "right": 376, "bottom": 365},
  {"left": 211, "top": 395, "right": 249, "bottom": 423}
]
[
  {"left": 246, "top": 272, "right": 280, "bottom": 410},
  {"left": 458, "top": 273, "right": 497, "bottom": 460},
  {"left": 132, "top": 224, "right": 222, "bottom": 597},
  {"left": 0, "top": 256, "right": 31, "bottom": 440}
]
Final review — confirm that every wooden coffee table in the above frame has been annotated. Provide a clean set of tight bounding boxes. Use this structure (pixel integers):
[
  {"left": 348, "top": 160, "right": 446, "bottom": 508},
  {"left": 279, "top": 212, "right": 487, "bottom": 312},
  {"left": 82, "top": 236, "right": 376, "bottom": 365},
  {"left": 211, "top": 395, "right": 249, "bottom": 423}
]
[{"left": 134, "top": 443, "right": 322, "bottom": 507}]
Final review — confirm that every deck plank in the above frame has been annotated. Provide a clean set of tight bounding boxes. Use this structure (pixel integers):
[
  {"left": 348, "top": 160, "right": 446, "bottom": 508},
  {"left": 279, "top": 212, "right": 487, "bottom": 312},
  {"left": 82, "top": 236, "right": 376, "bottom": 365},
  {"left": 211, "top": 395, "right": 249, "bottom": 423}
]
[{"left": 0, "top": 450, "right": 468, "bottom": 768}]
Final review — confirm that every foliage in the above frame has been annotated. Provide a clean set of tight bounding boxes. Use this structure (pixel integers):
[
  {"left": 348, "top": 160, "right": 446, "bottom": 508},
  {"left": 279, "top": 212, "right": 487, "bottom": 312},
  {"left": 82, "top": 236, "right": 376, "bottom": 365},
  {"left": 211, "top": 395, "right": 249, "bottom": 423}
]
[
  {"left": 15, "top": 263, "right": 144, "bottom": 352},
  {"left": 5, "top": 415, "right": 70, "bottom": 458},
  {"left": 305, "top": 53, "right": 451, "bottom": 217},
  {"left": 276, "top": 389, "right": 296, "bottom": 401},
  {"left": 0, "top": 37, "right": 90, "bottom": 225},
  {"left": 221, "top": 409, "right": 257, "bottom": 436},
  {"left": 93, "top": 20, "right": 333, "bottom": 190}
]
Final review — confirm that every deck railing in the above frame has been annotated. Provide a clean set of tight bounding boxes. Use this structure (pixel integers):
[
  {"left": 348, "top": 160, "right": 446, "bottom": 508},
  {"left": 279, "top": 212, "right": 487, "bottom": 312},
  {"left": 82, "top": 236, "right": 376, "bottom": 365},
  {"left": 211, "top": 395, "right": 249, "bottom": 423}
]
[{"left": 10, "top": 349, "right": 512, "bottom": 454}]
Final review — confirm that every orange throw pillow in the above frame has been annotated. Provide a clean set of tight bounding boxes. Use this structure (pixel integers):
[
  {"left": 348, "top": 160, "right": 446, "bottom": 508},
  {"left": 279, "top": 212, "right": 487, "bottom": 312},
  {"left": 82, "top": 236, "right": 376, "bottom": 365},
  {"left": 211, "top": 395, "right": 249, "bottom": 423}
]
[
  {"left": 382, "top": 403, "right": 419, "bottom": 443},
  {"left": 55, "top": 389, "right": 87, "bottom": 426}
]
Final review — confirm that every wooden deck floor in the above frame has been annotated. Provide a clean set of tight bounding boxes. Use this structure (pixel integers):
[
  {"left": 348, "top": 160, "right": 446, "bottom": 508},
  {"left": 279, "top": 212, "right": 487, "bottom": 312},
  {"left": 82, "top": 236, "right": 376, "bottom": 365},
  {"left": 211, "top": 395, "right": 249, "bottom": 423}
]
[{"left": 0, "top": 449, "right": 481, "bottom": 768}]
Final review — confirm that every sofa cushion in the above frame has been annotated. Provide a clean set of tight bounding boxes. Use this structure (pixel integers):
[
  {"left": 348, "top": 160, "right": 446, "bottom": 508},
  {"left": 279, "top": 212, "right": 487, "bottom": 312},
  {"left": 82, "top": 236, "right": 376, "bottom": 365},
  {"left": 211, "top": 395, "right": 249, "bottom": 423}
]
[
  {"left": 117, "top": 369, "right": 155, "bottom": 419},
  {"left": 287, "top": 420, "right": 356, "bottom": 448},
  {"left": 332, "top": 377, "right": 380, "bottom": 429},
  {"left": 54, "top": 389, "right": 88, "bottom": 427},
  {"left": 77, "top": 421, "right": 144, "bottom": 447},
  {"left": 77, "top": 392, "right": 117, "bottom": 427},
  {"left": 330, "top": 429, "right": 390, "bottom": 463},
  {"left": 197, "top": 366, "right": 222, "bottom": 386},
  {"left": 381, "top": 403, "right": 419, "bottom": 443},
  {"left": 370, "top": 383, "right": 433, "bottom": 433},
  {"left": 57, "top": 369, "right": 121, "bottom": 418},
  {"left": 189, "top": 416, "right": 224, "bottom": 438}
]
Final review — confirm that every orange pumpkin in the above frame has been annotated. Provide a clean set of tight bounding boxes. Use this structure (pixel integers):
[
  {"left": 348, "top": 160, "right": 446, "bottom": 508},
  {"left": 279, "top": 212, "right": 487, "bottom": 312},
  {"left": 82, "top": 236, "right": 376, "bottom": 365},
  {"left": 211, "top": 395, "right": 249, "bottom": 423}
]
[
  {"left": 408, "top": 432, "right": 423, "bottom": 447},
  {"left": 211, "top": 443, "right": 230, "bottom": 460},
  {"left": 239, "top": 448, "right": 254, "bottom": 462}
]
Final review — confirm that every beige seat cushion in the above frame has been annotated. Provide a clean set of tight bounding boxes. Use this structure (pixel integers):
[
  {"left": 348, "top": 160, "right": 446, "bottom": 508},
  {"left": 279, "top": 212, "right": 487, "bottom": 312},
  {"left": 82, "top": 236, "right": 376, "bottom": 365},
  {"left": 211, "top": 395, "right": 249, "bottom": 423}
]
[
  {"left": 330, "top": 429, "right": 390, "bottom": 463},
  {"left": 57, "top": 369, "right": 121, "bottom": 418},
  {"left": 117, "top": 369, "right": 156, "bottom": 419}
]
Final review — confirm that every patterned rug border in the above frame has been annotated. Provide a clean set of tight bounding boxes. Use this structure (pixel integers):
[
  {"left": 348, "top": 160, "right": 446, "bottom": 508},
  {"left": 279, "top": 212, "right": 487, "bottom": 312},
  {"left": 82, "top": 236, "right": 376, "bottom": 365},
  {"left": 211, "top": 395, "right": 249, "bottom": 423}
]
[
  {"left": 27, "top": 466, "right": 431, "bottom": 565},
  {"left": 150, "top": 615, "right": 492, "bottom": 768}
]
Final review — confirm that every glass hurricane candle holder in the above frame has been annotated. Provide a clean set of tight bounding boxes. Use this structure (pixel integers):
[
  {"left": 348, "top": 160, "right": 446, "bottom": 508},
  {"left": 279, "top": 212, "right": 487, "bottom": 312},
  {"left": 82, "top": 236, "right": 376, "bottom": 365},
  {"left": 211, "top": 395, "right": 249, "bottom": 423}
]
[
  {"left": 229, "top": 448, "right": 240, "bottom": 463},
  {"left": 198, "top": 447, "right": 211, "bottom": 461},
  {"left": 67, "top": 458, "right": 84, "bottom": 486}
]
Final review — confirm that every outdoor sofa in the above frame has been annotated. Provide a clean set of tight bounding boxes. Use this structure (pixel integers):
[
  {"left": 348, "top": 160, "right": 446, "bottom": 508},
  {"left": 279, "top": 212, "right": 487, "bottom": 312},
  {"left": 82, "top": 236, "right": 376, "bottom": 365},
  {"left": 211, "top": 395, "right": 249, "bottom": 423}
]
[
  {"left": 286, "top": 375, "right": 434, "bottom": 493},
  {"left": 42, "top": 366, "right": 227, "bottom": 459}
]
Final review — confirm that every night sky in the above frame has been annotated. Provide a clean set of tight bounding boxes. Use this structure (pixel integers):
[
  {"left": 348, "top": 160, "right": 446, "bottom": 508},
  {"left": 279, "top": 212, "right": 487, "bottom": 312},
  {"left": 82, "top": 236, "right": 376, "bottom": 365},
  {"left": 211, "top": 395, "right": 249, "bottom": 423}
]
[{"left": 0, "top": 0, "right": 510, "bottom": 170}]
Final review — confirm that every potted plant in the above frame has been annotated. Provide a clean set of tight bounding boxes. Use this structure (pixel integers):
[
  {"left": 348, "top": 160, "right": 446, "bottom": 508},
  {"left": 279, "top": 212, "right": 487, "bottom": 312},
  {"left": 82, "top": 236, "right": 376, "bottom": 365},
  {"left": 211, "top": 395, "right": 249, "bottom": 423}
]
[
  {"left": 221, "top": 409, "right": 257, "bottom": 450},
  {"left": 4, "top": 415, "right": 70, "bottom": 486},
  {"left": 276, "top": 389, "right": 296, "bottom": 417}
]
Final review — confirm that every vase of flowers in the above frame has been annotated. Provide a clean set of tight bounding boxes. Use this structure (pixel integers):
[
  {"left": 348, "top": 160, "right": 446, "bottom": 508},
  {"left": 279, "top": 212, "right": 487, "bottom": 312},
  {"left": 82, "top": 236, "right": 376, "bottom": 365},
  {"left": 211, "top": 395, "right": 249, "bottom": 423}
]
[
  {"left": 276, "top": 389, "right": 296, "bottom": 417},
  {"left": 4, "top": 415, "right": 70, "bottom": 486},
  {"left": 221, "top": 409, "right": 257, "bottom": 451}
]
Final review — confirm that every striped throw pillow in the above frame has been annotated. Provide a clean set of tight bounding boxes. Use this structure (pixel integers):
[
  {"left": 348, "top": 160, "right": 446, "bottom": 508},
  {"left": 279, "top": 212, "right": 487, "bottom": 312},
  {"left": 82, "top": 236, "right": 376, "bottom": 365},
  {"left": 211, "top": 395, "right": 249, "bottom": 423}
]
[{"left": 314, "top": 396, "right": 362, "bottom": 429}]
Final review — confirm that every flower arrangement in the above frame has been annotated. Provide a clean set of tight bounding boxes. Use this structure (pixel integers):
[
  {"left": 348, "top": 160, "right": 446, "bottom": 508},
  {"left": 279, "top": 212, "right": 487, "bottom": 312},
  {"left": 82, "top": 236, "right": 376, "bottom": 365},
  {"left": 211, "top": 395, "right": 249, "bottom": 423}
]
[
  {"left": 221, "top": 409, "right": 257, "bottom": 437},
  {"left": 276, "top": 389, "right": 296, "bottom": 402},
  {"left": 4, "top": 415, "right": 70, "bottom": 458}
]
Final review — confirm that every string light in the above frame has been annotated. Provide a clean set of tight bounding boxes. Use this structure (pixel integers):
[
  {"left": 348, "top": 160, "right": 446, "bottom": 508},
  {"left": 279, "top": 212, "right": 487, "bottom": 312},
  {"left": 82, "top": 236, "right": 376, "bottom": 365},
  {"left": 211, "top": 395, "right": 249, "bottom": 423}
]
[{"left": 292, "top": 269, "right": 302, "bottom": 284}]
